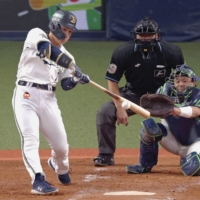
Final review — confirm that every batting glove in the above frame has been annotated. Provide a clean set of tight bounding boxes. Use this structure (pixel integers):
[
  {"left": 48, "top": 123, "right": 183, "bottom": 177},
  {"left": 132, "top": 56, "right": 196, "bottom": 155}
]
[
  {"left": 73, "top": 65, "right": 82, "bottom": 79},
  {"left": 79, "top": 74, "right": 90, "bottom": 84},
  {"left": 71, "top": 65, "right": 83, "bottom": 83}
]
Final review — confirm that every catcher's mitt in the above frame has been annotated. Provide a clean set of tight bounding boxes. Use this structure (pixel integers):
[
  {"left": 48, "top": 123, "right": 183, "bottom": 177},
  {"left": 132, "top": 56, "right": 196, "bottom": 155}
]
[{"left": 140, "top": 94, "right": 174, "bottom": 118}]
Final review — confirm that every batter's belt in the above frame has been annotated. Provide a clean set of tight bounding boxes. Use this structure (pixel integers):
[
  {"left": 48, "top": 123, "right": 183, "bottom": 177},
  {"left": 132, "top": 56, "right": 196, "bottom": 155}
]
[{"left": 18, "top": 80, "right": 56, "bottom": 91}]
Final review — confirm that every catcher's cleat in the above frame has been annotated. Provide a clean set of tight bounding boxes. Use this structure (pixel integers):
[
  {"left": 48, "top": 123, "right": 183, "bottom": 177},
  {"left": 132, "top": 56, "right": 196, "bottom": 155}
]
[
  {"left": 48, "top": 157, "right": 71, "bottom": 185},
  {"left": 126, "top": 164, "right": 151, "bottom": 174},
  {"left": 31, "top": 173, "right": 58, "bottom": 195},
  {"left": 93, "top": 154, "right": 114, "bottom": 166}
]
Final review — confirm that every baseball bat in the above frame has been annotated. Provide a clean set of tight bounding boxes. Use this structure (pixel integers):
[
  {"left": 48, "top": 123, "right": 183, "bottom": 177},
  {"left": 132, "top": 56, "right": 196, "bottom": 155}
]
[{"left": 89, "top": 80, "right": 150, "bottom": 119}]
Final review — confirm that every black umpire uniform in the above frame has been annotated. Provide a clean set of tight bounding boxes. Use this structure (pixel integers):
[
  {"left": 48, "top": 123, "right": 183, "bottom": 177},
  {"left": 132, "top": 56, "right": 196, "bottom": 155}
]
[{"left": 94, "top": 17, "right": 184, "bottom": 166}]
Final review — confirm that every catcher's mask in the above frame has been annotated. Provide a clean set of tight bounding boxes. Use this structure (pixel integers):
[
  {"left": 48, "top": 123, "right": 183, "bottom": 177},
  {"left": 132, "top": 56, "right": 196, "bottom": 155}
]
[
  {"left": 130, "top": 17, "right": 162, "bottom": 59},
  {"left": 49, "top": 10, "right": 77, "bottom": 40},
  {"left": 169, "top": 64, "right": 198, "bottom": 98}
]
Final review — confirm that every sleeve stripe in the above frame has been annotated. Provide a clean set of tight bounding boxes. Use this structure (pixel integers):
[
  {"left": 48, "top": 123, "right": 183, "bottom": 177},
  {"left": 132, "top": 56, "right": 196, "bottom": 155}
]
[{"left": 105, "top": 76, "right": 119, "bottom": 83}]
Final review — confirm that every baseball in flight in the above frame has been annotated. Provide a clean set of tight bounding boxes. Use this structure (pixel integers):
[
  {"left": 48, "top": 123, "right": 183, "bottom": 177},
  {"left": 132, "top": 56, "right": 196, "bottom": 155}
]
[{"left": 122, "top": 101, "right": 131, "bottom": 110}]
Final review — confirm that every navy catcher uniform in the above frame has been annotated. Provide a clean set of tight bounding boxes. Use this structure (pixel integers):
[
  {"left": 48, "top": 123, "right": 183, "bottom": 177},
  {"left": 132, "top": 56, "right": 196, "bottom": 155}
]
[
  {"left": 94, "top": 17, "right": 184, "bottom": 166},
  {"left": 127, "top": 64, "right": 200, "bottom": 176},
  {"left": 12, "top": 10, "right": 90, "bottom": 194}
]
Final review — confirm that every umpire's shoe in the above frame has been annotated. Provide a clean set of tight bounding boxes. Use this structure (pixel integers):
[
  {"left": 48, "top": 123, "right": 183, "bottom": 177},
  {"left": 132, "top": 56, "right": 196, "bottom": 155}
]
[
  {"left": 94, "top": 154, "right": 114, "bottom": 166},
  {"left": 126, "top": 164, "right": 151, "bottom": 174},
  {"left": 48, "top": 157, "right": 71, "bottom": 185},
  {"left": 31, "top": 173, "right": 58, "bottom": 195}
]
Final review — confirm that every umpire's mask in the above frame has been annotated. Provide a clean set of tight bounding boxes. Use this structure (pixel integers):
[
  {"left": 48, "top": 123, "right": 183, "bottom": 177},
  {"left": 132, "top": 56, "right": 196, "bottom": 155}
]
[{"left": 130, "top": 17, "right": 162, "bottom": 59}]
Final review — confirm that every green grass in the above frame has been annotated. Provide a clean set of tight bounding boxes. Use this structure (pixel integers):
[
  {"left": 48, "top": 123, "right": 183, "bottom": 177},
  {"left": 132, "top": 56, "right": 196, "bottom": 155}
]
[{"left": 0, "top": 41, "right": 200, "bottom": 150}]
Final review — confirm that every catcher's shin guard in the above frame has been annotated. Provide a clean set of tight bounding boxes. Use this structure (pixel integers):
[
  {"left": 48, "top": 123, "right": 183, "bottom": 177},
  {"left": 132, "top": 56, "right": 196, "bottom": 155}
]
[
  {"left": 140, "top": 139, "right": 158, "bottom": 171},
  {"left": 126, "top": 139, "right": 158, "bottom": 174}
]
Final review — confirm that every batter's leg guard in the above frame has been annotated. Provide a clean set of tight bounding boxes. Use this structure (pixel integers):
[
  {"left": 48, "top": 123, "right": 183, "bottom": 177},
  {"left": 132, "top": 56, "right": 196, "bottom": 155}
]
[{"left": 181, "top": 152, "right": 200, "bottom": 176}]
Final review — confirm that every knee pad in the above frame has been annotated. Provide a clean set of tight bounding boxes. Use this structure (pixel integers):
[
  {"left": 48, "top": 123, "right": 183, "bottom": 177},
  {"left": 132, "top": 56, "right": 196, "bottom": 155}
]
[
  {"left": 141, "top": 118, "right": 167, "bottom": 143},
  {"left": 181, "top": 152, "right": 200, "bottom": 176},
  {"left": 142, "top": 118, "right": 162, "bottom": 137},
  {"left": 140, "top": 140, "right": 158, "bottom": 170},
  {"left": 139, "top": 128, "right": 155, "bottom": 144}
]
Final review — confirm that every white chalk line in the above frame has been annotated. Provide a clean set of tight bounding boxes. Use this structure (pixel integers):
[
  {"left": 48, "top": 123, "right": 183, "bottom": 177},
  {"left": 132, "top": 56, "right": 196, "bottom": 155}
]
[
  {"left": 104, "top": 191, "right": 155, "bottom": 196},
  {"left": 69, "top": 167, "right": 156, "bottom": 199}
]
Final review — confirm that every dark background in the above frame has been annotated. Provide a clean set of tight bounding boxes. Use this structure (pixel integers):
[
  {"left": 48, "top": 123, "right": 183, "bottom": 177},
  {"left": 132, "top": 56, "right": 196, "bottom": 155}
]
[{"left": 0, "top": 0, "right": 200, "bottom": 42}]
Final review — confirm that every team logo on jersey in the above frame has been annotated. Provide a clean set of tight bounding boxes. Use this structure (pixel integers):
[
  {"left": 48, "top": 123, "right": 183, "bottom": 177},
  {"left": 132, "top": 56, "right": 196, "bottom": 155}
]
[
  {"left": 23, "top": 92, "right": 30, "bottom": 99},
  {"left": 154, "top": 69, "right": 166, "bottom": 77},
  {"left": 107, "top": 64, "right": 117, "bottom": 74},
  {"left": 36, "top": 52, "right": 57, "bottom": 67},
  {"left": 156, "top": 65, "right": 165, "bottom": 68},
  {"left": 135, "top": 63, "right": 141, "bottom": 67},
  {"left": 36, "top": 52, "right": 45, "bottom": 59}
]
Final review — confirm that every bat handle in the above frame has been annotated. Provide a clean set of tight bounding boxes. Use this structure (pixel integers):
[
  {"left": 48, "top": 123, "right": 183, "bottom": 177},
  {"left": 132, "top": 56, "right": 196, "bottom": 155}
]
[{"left": 89, "top": 80, "right": 106, "bottom": 91}]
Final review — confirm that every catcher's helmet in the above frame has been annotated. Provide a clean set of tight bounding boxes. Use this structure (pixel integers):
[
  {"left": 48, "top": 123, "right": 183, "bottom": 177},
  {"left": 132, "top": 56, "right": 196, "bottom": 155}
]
[
  {"left": 169, "top": 64, "right": 198, "bottom": 100},
  {"left": 131, "top": 17, "right": 162, "bottom": 59},
  {"left": 49, "top": 10, "right": 77, "bottom": 40},
  {"left": 171, "top": 64, "right": 197, "bottom": 82}
]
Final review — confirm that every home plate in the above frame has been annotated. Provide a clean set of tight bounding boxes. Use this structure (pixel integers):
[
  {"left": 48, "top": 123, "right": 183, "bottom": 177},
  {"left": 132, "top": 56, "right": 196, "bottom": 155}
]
[{"left": 104, "top": 191, "right": 155, "bottom": 196}]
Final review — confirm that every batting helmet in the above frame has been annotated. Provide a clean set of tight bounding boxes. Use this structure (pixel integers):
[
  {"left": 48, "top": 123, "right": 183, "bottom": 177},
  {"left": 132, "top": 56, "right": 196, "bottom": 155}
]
[{"left": 49, "top": 10, "right": 77, "bottom": 40}]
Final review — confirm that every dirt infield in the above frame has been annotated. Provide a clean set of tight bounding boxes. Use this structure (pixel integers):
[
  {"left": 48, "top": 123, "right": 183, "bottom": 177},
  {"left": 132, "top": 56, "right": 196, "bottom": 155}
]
[{"left": 0, "top": 148, "right": 199, "bottom": 200}]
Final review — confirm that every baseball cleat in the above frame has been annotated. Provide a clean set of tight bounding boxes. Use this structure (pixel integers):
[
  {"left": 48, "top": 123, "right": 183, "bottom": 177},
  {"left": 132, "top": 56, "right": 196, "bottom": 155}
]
[
  {"left": 31, "top": 173, "right": 58, "bottom": 195},
  {"left": 48, "top": 157, "right": 71, "bottom": 185},
  {"left": 126, "top": 164, "right": 151, "bottom": 174},
  {"left": 93, "top": 154, "right": 114, "bottom": 166}
]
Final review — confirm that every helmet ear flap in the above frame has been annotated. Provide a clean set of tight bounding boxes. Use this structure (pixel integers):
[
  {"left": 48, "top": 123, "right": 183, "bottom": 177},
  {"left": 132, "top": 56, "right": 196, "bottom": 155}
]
[
  {"left": 48, "top": 20, "right": 66, "bottom": 40},
  {"left": 51, "top": 23, "right": 56, "bottom": 31}
]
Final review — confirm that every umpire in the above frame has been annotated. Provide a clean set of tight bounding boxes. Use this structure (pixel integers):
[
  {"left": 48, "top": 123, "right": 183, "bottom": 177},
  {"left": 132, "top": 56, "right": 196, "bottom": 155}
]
[{"left": 94, "top": 17, "right": 184, "bottom": 166}]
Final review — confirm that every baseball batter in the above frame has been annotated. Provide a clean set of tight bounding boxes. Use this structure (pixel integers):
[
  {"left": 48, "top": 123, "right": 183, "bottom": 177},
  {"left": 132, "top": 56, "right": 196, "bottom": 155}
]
[
  {"left": 126, "top": 64, "right": 200, "bottom": 176},
  {"left": 12, "top": 10, "right": 90, "bottom": 195}
]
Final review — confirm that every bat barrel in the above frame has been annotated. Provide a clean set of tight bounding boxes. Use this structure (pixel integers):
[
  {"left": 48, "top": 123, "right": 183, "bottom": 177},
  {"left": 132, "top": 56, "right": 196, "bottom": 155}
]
[{"left": 129, "top": 104, "right": 150, "bottom": 118}]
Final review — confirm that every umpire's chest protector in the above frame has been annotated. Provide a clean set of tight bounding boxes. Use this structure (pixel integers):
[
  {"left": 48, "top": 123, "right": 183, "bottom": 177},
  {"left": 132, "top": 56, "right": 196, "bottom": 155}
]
[{"left": 124, "top": 49, "right": 171, "bottom": 94}]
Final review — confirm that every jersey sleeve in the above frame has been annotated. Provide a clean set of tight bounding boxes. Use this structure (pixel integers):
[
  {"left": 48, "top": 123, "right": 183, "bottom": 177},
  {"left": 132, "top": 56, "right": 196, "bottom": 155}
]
[
  {"left": 105, "top": 47, "right": 127, "bottom": 83},
  {"left": 24, "top": 28, "right": 50, "bottom": 50}
]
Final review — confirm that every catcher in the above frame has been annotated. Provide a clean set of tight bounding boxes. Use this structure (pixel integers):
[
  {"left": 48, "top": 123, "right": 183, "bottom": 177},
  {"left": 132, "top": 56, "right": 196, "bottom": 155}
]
[{"left": 126, "top": 64, "right": 200, "bottom": 176}]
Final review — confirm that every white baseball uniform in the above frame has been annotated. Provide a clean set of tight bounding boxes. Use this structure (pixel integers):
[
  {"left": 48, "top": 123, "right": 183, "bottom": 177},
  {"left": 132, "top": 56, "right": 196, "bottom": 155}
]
[
  {"left": 160, "top": 119, "right": 200, "bottom": 159},
  {"left": 12, "top": 28, "right": 74, "bottom": 183}
]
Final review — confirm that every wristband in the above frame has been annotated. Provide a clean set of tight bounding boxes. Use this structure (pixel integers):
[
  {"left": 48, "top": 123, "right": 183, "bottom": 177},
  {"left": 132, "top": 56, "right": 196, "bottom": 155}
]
[{"left": 179, "top": 107, "right": 192, "bottom": 118}]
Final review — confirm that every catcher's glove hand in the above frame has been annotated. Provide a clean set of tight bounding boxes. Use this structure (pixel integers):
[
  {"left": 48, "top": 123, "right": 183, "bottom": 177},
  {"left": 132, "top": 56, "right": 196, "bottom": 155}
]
[{"left": 140, "top": 94, "right": 174, "bottom": 118}]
